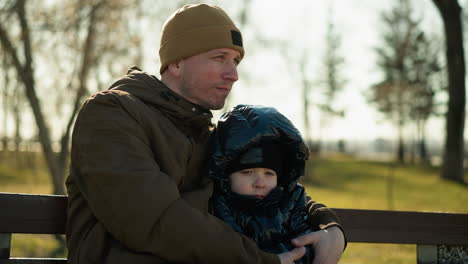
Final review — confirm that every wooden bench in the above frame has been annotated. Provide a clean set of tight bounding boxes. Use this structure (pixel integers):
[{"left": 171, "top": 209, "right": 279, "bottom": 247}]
[{"left": 1, "top": 192, "right": 467, "bottom": 263}]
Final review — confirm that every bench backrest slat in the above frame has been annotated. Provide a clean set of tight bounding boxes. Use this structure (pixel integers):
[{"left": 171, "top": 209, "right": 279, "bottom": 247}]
[
  {"left": 1, "top": 193, "right": 66, "bottom": 234},
  {"left": 1, "top": 192, "right": 468, "bottom": 263},
  {"left": 2, "top": 193, "right": 468, "bottom": 245},
  {"left": 0, "top": 258, "right": 67, "bottom": 264},
  {"left": 334, "top": 208, "right": 468, "bottom": 245}
]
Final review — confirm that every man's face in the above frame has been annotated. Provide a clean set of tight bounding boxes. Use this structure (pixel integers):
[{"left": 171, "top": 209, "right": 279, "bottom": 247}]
[{"left": 176, "top": 48, "right": 241, "bottom": 110}]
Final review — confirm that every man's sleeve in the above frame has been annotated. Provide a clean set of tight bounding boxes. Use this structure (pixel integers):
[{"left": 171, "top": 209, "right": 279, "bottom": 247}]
[
  {"left": 305, "top": 196, "right": 348, "bottom": 249},
  {"left": 72, "top": 93, "right": 280, "bottom": 264}
]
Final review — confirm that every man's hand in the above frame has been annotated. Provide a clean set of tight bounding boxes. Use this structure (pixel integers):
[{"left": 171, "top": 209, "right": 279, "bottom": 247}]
[
  {"left": 291, "top": 226, "right": 345, "bottom": 264},
  {"left": 277, "top": 247, "right": 306, "bottom": 264}
]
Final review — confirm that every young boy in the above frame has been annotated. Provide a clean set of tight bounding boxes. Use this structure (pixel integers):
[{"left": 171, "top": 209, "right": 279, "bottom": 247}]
[{"left": 208, "top": 105, "right": 323, "bottom": 264}]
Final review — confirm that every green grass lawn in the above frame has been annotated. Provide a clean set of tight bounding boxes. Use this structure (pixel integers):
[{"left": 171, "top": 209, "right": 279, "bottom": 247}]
[
  {"left": 301, "top": 154, "right": 467, "bottom": 264},
  {"left": 0, "top": 151, "right": 467, "bottom": 262},
  {"left": 304, "top": 155, "right": 467, "bottom": 213}
]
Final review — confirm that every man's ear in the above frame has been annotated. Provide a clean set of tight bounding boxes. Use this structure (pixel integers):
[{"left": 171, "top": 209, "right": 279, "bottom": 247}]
[{"left": 167, "top": 60, "right": 183, "bottom": 77}]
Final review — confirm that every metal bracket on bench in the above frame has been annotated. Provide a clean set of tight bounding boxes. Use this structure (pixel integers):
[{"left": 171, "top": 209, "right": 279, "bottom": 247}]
[
  {"left": 417, "top": 245, "right": 468, "bottom": 264},
  {"left": 0, "top": 233, "right": 11, "bottom": 259}
]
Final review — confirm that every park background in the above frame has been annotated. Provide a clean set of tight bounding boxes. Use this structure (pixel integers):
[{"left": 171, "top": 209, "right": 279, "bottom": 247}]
[{"left": 0, "top": 0, "right": 467, "bottom": 263}]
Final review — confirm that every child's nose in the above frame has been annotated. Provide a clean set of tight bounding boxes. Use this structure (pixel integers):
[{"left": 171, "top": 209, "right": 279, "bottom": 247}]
[{"left": 254, "top": 175, "right": 265, "bottom": 188}]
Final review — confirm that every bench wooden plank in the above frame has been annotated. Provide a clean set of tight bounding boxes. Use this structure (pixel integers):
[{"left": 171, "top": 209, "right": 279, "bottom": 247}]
[
  {"left": 0, "top": 258, "right": 67, "bottom": 264},
  {"left": 0, "top": 193, "right": 66, "bottom": 234},
  {"left": 334, "top": 208, "right": 468, "bottom": 245},
  {"left": 1, "top": 192, "right": 468, "bottom": 263},
  {"left": 1, "top": 193, "right": 468, "bottom": 245}
]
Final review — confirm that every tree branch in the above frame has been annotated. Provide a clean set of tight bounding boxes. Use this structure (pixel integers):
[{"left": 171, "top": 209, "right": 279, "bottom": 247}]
[
  {"left": 60, "top": 0, "right": 106, "bottom": 176},
  {"left": 0, "top": 21, "right": 24, "bottom": 82}
]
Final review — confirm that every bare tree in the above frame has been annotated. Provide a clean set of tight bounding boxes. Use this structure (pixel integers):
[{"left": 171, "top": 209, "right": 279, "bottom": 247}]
[
  {"left": 432, "top": 0, "right": 466, "bottom": 183},
  {"left": 276, "top": 4, "right": 317, "bottom": 148},
  {"left": 1, "top": 30, "right": 28, "bottom": 166},
  {"left": 407, "top": 33, "right": 444, "bottom": 164},
  {"left": 321, "top": 13, "right": 346, "bottom": 115},
  {"left": 369, "top": 0, "right": 441, "bottom": 163},
  {"left": 299, "top": 49, "right": 313, "bottom": 143},
  {"left": 316, "top": 5, "right": 346, "bottom": 150},
  {"left": 12, "top": 84, "right": 22, "bottom": 155},
  {"left": 0, "top": 0, "right": 59, "bottom": 188},
  {"left": 0, "top": 0, "right": 141, "bottom": 194},
  {"left": 1, "top": 55, "right": 12, "bottom": 153}
]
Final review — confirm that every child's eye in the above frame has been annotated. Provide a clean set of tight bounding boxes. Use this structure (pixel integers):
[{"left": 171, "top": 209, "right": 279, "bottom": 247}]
[{"left": 241, "top": 170, "right": 253, "bottom": 175}]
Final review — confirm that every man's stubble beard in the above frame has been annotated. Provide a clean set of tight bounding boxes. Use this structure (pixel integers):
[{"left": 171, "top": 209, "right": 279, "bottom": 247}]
[{"left": 179, "top": 80, "right": 227, "bottom": 110}]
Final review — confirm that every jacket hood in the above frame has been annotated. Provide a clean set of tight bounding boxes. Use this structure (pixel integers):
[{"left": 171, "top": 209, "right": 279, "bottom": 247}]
[
  {"left": 108, "top": 66, "right": 213, "bottom": 137},
  {"left": 208, "top": 105, "right": 309, "bottom": 193}
]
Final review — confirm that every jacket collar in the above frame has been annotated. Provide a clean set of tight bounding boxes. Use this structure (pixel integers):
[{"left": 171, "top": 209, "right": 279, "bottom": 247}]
[
  {"left": 226, "top": 186, "right": 285, "bottom": 212},
  {"left": 109, "top": 67, "right": 214, "bottom": 138}
]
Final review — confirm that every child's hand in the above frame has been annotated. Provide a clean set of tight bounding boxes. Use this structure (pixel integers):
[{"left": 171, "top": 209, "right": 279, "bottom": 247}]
[
  {"left": 277, "top": 247, "right": 306, "bottom": 264},
  {"left": 291, "top": 226, "right": 345, "bottom": 264}
]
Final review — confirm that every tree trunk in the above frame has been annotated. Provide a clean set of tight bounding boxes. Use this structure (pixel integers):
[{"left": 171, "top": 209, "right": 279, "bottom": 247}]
[
  {"left": 397, "top": 136, "right": 405, "bottom": 163},
  {"left": 300, "top": 52, "right": 312, "bottom": 146},
  {"left": 396, "top": 109, "right": 406, "bottom": 163},
  {"left": 0, "top": 0, "right": 109, "bottom": 194},
  {"left": 0, "top": 0, "right": 65, "bottom": 194},
  {"left": 13, "top": 87, "right": 22, "bottom": 168},
  {"left": 1, "top": 58, "right": 10, "bottom": 153},
  {"left": 56, "top": 0, "right": 103, "bottom": 186},
  {"left": 419, "top": 120, "right": 430, "bottom": 164},
  {"left": 433, "top": 0, "right": 466, "bottom": 183}
]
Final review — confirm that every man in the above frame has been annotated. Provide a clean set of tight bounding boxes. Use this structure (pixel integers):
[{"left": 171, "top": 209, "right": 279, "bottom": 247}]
[{"left": 66, "top": 4, "right": 345, "bottom": 264}]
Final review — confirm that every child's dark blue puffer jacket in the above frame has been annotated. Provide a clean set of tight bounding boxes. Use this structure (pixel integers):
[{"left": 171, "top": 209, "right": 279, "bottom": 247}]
[{"left": 208, "top": 105, "right": 315, "bottom": 264}]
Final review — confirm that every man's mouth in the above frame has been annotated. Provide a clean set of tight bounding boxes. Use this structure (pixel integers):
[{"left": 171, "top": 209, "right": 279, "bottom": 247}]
[{"left": 216, "top": 86, "right": 231, "bottom": 93}]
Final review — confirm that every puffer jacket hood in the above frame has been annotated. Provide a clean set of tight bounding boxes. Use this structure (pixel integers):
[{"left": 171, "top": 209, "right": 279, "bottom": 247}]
[
  {"left": 209, "top": 105, "right": 314, "bottom": 263},
  {"left": 108, "top": 66, "right": 213, "bottom": 138},
  {"left": 208, "top": 105, "right": 309, "bottom": 194}
]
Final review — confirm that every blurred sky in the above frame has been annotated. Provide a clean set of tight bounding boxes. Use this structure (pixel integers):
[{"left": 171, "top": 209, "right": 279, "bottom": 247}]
[
  {"left": 142, "top": 0, "right": 458, "bottom": 144},
  {"left": 3, "top": 0, "right": 467, "bottom": 147}
]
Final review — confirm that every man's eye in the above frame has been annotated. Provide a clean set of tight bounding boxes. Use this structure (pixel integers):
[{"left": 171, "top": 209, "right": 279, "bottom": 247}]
[{"left": 241, "top": 170, "right": 252, "bottom": 174}]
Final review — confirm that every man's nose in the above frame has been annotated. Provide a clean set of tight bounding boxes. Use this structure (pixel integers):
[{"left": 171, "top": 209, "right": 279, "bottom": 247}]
[{"left": 222, "top": 62, "right": 238, "bottom": 82}]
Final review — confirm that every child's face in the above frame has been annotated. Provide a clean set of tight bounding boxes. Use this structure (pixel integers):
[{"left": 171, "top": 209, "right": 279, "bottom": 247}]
[{"left": 229, "top": 168, "right": 278, "bottom": 199}]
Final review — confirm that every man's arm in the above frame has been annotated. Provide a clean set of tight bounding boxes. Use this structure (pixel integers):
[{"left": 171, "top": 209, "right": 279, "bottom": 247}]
[
  {"left": 308, "top": 200, "right": 347, "bottom": 247},
  {"left": 306, "top": 199, "right": 344, "bottom": 232},
  {"left": 72, "top": 92, "right": 279, "bottom": 264},
  {"left": 292, "top": 226, "right": 345, "bottom": 264},
  {"left": 289, "top": 197, "right": 346, "bottom": 264}
]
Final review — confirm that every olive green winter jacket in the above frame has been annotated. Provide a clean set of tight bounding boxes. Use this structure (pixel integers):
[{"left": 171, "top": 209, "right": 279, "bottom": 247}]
[{"left": 65, "top": 67, "right": 340, "bottom": 264}]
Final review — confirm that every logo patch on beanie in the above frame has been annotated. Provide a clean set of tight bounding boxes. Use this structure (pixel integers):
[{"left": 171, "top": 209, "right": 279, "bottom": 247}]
[{"left": 231, "top": 30, "right": 243, "bottom": 47}]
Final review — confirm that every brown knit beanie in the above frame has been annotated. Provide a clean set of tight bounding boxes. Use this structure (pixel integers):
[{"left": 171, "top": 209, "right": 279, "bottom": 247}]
[{"left": 159, "top": 4, "right": 244, "bottom": 74}]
